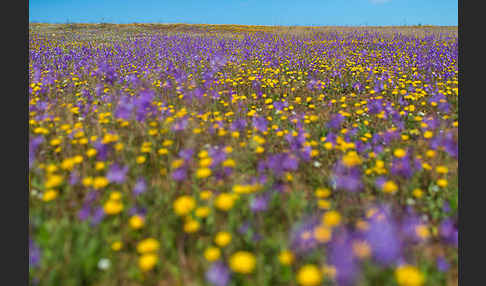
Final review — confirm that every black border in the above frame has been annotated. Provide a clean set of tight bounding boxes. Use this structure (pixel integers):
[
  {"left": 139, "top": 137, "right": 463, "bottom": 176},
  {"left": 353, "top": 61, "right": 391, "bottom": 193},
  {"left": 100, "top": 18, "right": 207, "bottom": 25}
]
[
  {"left": 5, "top": 0, "right": 28, "bottom": 284},
  {"left": 459, "top": 0, "right": 485, "bottom": 285}
]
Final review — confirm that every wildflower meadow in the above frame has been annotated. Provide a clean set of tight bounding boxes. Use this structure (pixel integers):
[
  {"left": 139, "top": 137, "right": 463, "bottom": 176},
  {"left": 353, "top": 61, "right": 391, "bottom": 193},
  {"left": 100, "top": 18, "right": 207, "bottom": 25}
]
[{"left": 29, "top": 24, "right": 458, "bottom": 286}]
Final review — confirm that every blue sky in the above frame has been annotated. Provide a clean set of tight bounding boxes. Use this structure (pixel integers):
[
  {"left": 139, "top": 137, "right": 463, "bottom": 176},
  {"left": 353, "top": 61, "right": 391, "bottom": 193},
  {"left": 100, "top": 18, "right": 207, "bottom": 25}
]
[{"left": 29, "top": 0, "right": 457, "bottom": 26}]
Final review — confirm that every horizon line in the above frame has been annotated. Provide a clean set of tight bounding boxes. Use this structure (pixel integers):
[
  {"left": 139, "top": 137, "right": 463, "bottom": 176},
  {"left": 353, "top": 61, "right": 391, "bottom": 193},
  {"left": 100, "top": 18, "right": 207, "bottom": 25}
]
[{"left": 28, "top": 22, "right": 458, "bottom": 27}]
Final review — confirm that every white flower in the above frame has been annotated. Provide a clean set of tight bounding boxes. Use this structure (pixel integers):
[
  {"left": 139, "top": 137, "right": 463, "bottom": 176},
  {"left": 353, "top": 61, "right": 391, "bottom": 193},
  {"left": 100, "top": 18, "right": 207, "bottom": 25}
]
[
  {"left": 421, "top": 214, "right": 429, "bottom": 222},
  {"left": 406, "top": 198, "right": 415, "bottom": 205},
  {"left": 97, "top": 258, "right": 111, "bottom": 270},
  {"left": 313, "top": 161, "right": 322, "bottom": 168}
]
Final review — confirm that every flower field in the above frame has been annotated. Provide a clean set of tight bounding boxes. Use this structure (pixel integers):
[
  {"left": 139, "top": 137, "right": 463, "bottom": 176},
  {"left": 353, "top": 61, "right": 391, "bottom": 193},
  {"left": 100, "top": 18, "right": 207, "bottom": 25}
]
[{"left": 29, "top": 24, "right": 458, "bottom": 286}]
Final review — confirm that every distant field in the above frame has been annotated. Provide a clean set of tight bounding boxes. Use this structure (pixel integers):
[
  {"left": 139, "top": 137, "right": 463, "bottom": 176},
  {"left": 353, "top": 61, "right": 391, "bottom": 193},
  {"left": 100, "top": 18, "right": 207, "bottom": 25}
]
[{"left": 29, "top": 24, "right": 458, "bottom": 286}]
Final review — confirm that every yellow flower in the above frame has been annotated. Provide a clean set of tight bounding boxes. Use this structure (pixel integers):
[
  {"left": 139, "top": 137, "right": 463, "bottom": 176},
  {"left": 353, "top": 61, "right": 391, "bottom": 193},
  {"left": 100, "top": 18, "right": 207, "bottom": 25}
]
[
  {"left": 158, "top": 148, "right": 168, "bottom": 155},
  {"left": 297, "top": 264, "right": 322, "bottom": 286},
  {"left": 173, "top": 195, "right": 196, "bottom": 216},
  {"left": 422, "top": 162, "right": 432, "bottom": 170},
  {"left": 198, "top": 150, "right": 209, "bottom": 158},
  {"left": 93, "top": 176, "right": 109, "bottom": 189},
  {"left": 171, "top": 159, "right": 184, "bottom": 169},
  {"left": 86, "top": 148, "right": 97, "bottom": 157},
  {"left": 114, "top": 142, "right": 124, "bottom": 151},
  {"left": 109, "top": 191, "right": 122, "bottom": 201},
  {"left": 395, "top": 265, "right": 425, "bottom": 286},
  {"left": 255, "top": 146, "right": 264, "bottom": 153},
  {"left": 278, "top": 250, "right": 294, "bottom": 265},
  {"left": 415, "top": 224, "right": 430, "bottom": 240},
  {"left": 222, "top": 158, "right": 236, "bottom": 168},
  {"left": 162, "top": 139, "right": 173, "bottom": 147},
  {"left": 313, "top": 225, "right": 332, "bottom": 243},
  {"left": 50, "top": 138, "right": 61, "bottom": 146},
  {"left": 352, "top": 240, "right": 371, "bottom": 259},
  {"left": 229, "top": 251, "right": 256, "bottom": 274},
  {"left": 195, "top": 206, "right": 211, "bottom": 218},
  {"left": 200, "top": 190, "right": 213, "bottom": 200},
  {"left": 42, "top": 190, "right": 58, "bottom": 202},
  {"left": 394, "top": 148, "right": 406, "bottom": 158},
  {"left": 382, "top": 180, "right": 398, "bottom": 194},
  {"left": 129, "top": 215, "right": 145, "bottom": 229},
  {"left": 45, "top": 174, "right": 63, "bottom": 189},
  {"left": 224, "top": 146, "right": 233, "bottom": 153},
  {"left": 111, "top": 241, "right": 122, "bottom": 251},
  {"left": 204, "top": 247, "right": 221, "bottom": 262},
  {"left": 214, "top": 232, "right": 232, "bottom": 247},
  {"left": 138, "top": 253, "right": 158, "bottom": 272},
  {"left": 324, "top": 142, "right": 333, "bottom": 150},
  {"left": 103, "top": 200, "right": 123, "bottom": 215},
  {"left": 436, "top": 166, "right": 448, "bottom": 174},
  {"left": 425, "top": 150, "right": 436, "bottom": 158},
  {"left": 95, "top": 161, "right": 105, "bottom": 171},
  {"left": 45, "top": 164, "right": 58, "bottom": 173},
  {"left": 183, "top": 219, "right": 200, "bottom": 233},
  {"left": 82, "top": 177, "right": 93, "bottom": 187},
  {"left": 322, "top": 210, "right": 341, "bottom": 228},
  {"left": 199, "top": 157, "right": 213, "bottom": 168},
  {"left": 315, "top": 188, "right": 331, "bottom": 198},
  {"left": 412, "top": 188, "right": 423, "bottom": 198},
  {"left": 61, "top": 158, "right": 76, "bottom": 170},
  {"left": 196, "top": 167, "right": 212, "bottom": 179},
  {"left": 437, "top": 179, "right": 448, "bottom": 188},
  {"left": 423, "top": 131, "right": 433, "bottom": 139},
  {"left": 317, "top": 199, "right": 331, "bottom": 210},
  {"left": 215, "top": 193, "right": 235, "bottom": 211},
  {"left": 136, "top": 156, "right": 146, "bottom": 164},
  {"left": 137, "top": 238, "right": 160, "bottom": 254},
  {"left": 73, "top": 155, "right": 83, "bottom": 164},
  {"left": 342, "top": 151, "right": 361, "bottom": 167}
]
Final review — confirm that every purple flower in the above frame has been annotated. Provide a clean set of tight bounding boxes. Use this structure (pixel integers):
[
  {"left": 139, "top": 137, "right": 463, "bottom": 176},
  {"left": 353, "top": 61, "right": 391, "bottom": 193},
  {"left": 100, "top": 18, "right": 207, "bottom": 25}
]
[
  {"left": 290, "top": 216, "right": 320, "bottom": 254},
  {"left": 29, "top": 136, "right": 44, "bottom": 168},
  {"left": 206, "top": 261, "right": 230, "bottom": 286},
  {"left": 266, "top": 153, "right": 299, "bottom": 177},
  {"left": 172, "top": 117, "right": 189, "bottom": 132},
  {"left": 77, "top": 204, "right": 91, "bottom": 221},
  {"left": 331, "top": 162, "right": 363, "bottom": 193},
  {"left": 238, "top": 221, "right": 251, "bottom": 235},
  {"left": 365, "top": 206, "right": 402, "bottom": 266},
  {"left": 133, "top": 177, "right": 147, "bottom": 195},
  {"left": 367, "top": 98, "right": 384, "bottom": 115},
  {"left": 90, "top": 207, "right": 105, "bottom": 226},
  {"left": 439, "top": 218, "right": 458, "bottom": 247},
  {"left": 437, "top": 257, "right": 450, "bottom": 272},
  {"left": 129, "top": 206, "right": 147, "bottom": 216},
  {"left": 115, "top": 95, "right": 134, "bottom": 120},
  {"left": 94, "top": 141, "right": 111, "bottom": 161},
  {"left": 230, "top": 118, "right": 247, "bottom": 131},
  {"left": 253, "top": 116, "right": 268, "bottom": 132},
  {"left": 208, "top": 147, "right": 227, "bottom": 166},
  {"left": 273, "top": 101, "right": 287, "bottom": 111},
  {"left": 178, "top": 148, "right": 194, "bottom": 161},
  {"left": 390, "top": 157, "right": 414, "bottom": 179},
  {"left": 29, "top": 239, "right": 41, "bottom": 268},
  {"left": 107, "top": 163, "right": 129, "bottom": 184},
  {"left": 171, "top": 167, "right": 187, "bottom": 181},
  {"left": 327, "top": 114, "right": 344, "bottom": 130},
  {"left": 69, "top": 171, "right": 79, "bottom": 185},
  {"left": 250, "top": 195, "right": 269, "bottom": 212},
  {"left": 134, "top": 89, "right": 155, "bottom": 122},
  {"left": 328, "top": 231, "right": 359, "bottom": 286},
  {"left": 442, "top": 202, "right": 451, "bottom": 213}
]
